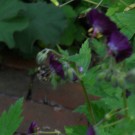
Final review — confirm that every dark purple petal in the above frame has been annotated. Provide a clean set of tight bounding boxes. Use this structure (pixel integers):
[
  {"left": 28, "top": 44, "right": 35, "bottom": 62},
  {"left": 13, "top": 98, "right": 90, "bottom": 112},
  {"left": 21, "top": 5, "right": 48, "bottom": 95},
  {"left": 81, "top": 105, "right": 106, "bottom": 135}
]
[
  {"left": 28, "top": 121, "right": 38, "bottom": 134},
  {"left": 125, "top": 89, "right": 131, "bottom": 98},
  {"left": 87, "top": 125, "right": 96, "bottom": 135},
  {"left": 107, "top": 31, "right": 132, "bottom": 62},
  {"left": 87, "top": 9, "right": 118, "bottom": 37},
  {"left": 49, "top": 54, "right": 65, "bottom": 79}
]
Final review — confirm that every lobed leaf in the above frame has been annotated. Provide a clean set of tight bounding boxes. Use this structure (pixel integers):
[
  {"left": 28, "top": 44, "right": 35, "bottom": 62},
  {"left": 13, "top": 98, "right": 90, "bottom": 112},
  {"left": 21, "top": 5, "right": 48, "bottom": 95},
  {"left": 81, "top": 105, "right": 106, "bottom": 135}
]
[{"left": 0, "top": 98, "right": 23, "bottom": 135}]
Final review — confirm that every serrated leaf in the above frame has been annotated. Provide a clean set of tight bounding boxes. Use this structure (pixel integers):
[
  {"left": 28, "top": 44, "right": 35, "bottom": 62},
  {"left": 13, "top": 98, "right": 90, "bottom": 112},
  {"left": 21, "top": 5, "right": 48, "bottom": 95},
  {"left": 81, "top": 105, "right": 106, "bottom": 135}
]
[
  {"left": 112, "top": 10, "right": 135, "bottom": 39},
  {"left": 14, "top": 2, "right": 67, "bottom": 53},
  {"left": 0, "top": 98, "right": 23, "bottom": 135},
  {"left": 68, "top": 39, "right": 91, "bottom": 72}
]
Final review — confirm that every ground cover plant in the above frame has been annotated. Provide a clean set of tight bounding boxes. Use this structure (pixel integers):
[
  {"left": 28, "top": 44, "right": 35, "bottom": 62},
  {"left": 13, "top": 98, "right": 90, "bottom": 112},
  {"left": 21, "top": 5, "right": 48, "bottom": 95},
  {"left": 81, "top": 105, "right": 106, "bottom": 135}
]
[{"left": 0, "top": 0, "right": 135, "bottom": 134}]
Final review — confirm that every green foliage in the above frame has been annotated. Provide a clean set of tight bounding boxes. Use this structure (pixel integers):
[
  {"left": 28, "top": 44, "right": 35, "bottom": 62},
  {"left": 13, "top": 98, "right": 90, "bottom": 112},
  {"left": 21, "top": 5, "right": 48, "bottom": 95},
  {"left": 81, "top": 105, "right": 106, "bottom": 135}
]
[
  {"left": 91, "top": 39, "right": 106, "bottom": 58},
  {"left": 60, "top": 5, "right": 86, "bottom": 46},
  {"left": 68, "top": 39, "right": 91, "bottom": 73},
  {"left": 112, "top": 10, "right": 135, "bottom": 39},
  {"left": 112, "top": 118, "right": 135, "bottom": 135},
  {"left": 0, "top": 0, "right": 28, "bottom": 48},
  {"left": 65, "top": 125, "right": 87, "bottom": 135},
  {"left": 74, "top": 102, "right": 108, "bottom": 123},
  {"left": 15, "top": 2, "right": 67, "bottom": 54},
  {"left": 0, "top": 0, "right": 24, "bottom": 20},
  {"left": 0, "top": 0, "right": 67, "bottom": 56},
  {"left": 81, "top": 66, "right": 101, "bottom": 95},
  {"left": 128, "top": 95, "right": 135, "bottom": 118},
  {"left": 0, "top": 98, "right": 23, "bottom": 135},
  {"left": 125, "top": 54, "right": 135, "bottom": 69}
]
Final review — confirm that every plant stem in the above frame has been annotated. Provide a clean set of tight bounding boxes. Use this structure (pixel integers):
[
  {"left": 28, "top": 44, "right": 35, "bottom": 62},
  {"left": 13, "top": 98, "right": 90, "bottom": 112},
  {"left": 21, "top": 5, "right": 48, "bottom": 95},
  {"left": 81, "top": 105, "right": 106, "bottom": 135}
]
[
  {"left": 102, "top": 119, "right": 124, "bottom": 128},
  {"left": 59, "top": 0, "right": 74, "bottom": 7},
  {"left": 31, "top": 130, "right": 61, "bottom": 135},
  {"left": 95, "top": 0, "right": 104, "bottom": 8},
  {"left": 83, "top": 0, "right": 107, "bottom": 8},
  {"left": 123, "top": 90, "right": 128, "bottom": 117},
  {"left": 120, "top": 0, "right": 128, "bottom": 6},
  {"left": 81, "top": 80, "right": 96, "bottom": 124}
]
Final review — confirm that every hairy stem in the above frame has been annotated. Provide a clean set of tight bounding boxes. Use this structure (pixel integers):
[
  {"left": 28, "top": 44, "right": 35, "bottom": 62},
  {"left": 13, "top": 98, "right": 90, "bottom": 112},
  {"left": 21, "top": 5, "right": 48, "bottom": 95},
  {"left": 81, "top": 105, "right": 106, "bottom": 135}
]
[{"left": 81, "top": 80, "right": 96, "bottom": 124}]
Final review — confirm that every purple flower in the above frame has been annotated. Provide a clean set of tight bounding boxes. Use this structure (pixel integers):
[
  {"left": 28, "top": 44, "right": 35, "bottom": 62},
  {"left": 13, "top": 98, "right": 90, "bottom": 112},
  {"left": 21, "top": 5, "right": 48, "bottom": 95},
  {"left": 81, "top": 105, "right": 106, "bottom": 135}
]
[
  {"left": 87, "top": 9, "right": 118, "bottom": 37},
  {"left": 49, "top": 54, "right": 65, "bottom": 79},
  {"left": 28, "top": 121, "right": 39, "bottom": 134},
  {"left": 87, "top": 125, "right": 96, "bottom": 135},
  {"left": 107, "top": 31, "right": 132, "bottom": 62}
]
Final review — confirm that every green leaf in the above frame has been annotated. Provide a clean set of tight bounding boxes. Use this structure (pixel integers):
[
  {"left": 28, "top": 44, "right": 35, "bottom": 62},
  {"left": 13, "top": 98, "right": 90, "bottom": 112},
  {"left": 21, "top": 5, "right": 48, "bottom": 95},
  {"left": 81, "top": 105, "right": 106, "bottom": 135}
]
[
  {"left": 68, "top": 39, "right": 91, "bottom": 72},
  {"left": 0, "top": 0, "right": 24, "bottom": 20},
  {"left": 96, "top": 126, "right": 112, "bottom": 135},
  {"left": 91, "top": 39, "right": 106, "bottom": 58},
  {"left": 113, "top": 118, "right": 135, "bottom": 135},
  {"left": 0, "top": 16, "right": 28, "bottom": 48},
  {"left": 60, "top": 21, "right": 77, "bottom": 46},
  {"left": 0, "top": 0, "right": 28, "bottom": 48},
  {"left": 81, "top": 66, "right": 101, "bottom": 95},
  {"left": 74, "top": 102, "right": 108, "bottom": 123},
  {"left": 125, "top": 54, "right": 135, "bottom": 70},
  {"left": 62, "top": 5, "right": 77, "bottom": 19},
  {"left": 60, "top": 5, "right": 85, "bottom": 46},
  {"left": 14, "top": 2, "right": 67, "bottom": 53},
  {"left": 57, "top": 45, "right": 69, "bottom": 57},
  {"left": 128, "top": 95, "right": 135, "bottom": 118},
  {"left": 112, "top": 10, "right": 135, "bottom": 39},
  {"left": 65, "top": 125, "right": 87, "bottom": 135},
  {"left": 0, "top": 98, "right": 23, "bottom": 135}
]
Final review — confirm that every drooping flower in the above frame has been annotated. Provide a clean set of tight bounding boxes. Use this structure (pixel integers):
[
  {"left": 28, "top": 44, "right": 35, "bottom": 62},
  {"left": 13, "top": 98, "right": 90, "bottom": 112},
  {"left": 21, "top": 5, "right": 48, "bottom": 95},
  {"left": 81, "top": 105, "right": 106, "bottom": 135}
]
[
  {"left": 87, "top": 125, "right": 96, "bottom": 135},
  {"left": 49, "top": 54, "right": 65, "bottom": 79},
  {"left": 107, "top": 31, "right": 132, "bottom": 62},
  {"left": 87, "top": 9, "right": 118, "bottom": 37},
  {"left": 28, "top": 121, "right": 40, "bottom": 134}
]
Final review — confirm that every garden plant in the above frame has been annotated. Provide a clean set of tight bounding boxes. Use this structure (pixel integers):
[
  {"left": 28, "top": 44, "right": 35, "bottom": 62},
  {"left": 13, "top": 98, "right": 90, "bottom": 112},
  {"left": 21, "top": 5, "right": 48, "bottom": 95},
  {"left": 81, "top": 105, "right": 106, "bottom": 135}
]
[{"left": 0, "top": 0, "right": 135, "bottom": 135}]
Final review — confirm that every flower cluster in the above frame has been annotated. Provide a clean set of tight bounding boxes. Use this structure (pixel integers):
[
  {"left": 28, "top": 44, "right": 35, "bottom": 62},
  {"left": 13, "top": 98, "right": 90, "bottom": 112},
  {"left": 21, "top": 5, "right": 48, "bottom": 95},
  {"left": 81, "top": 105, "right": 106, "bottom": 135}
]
[
  {"left": 37, "top": 51, "right": 79, "bottom": 81},
  {"left": 87, "top": 9, "right": 132, "bottom": 62}
]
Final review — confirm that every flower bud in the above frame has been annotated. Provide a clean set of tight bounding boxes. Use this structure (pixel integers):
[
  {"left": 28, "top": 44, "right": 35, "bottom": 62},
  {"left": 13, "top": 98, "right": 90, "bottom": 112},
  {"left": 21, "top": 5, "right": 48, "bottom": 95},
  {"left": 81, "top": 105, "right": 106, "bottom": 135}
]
[
  {"left": 36, "top": 48, "right": 50, "bottom": 64},
  {"left": 105, "top": 113, "right": 112, "bottom": 120}
]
